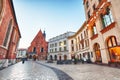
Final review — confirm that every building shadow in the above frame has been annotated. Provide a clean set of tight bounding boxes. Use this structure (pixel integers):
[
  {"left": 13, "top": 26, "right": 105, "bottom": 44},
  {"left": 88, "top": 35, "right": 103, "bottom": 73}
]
[{"left": 36, "top": 62, "right": 73, "bottom": 80}]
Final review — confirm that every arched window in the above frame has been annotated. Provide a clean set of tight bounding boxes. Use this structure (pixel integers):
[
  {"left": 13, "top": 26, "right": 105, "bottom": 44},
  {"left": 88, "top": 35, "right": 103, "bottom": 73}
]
[
  {"left": 3, "top": 19, "right": 12, "bottom": 47},
  {"left": 64, "top": 55, "right": 67, "bottom": 60},
  {"left": 54, "top": 55, "right": 57, "bottom": 60},
  {"left": 0, "top": 0, "right": 3, "bottom": 20},
  {"left": 107, "top": 36, "right": 120, "bottom": 62},
  {"left": 94, "top": 43, "right": 102, "bottom": 62}
]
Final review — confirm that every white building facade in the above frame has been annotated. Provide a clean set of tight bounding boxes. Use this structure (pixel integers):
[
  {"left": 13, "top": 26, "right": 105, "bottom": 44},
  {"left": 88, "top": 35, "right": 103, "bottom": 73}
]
[
  {"left": 68, "top": 22, "right": 92, "bottom": 61},
  {"left": 48, "top": 32, "right": 75, "bottom": 60}
]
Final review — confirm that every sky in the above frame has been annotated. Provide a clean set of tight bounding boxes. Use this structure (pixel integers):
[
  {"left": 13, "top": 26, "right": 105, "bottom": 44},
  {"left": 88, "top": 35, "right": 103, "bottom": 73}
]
[{"left": 13, "top": 0, "right": 85, "bottom": 48}]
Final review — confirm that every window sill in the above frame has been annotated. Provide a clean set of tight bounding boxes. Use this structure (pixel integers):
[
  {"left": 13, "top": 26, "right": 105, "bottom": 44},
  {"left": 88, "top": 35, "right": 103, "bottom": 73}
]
[
  {"left": 90, "top": 34, "right": 98, "bottom": 40},
  {"left": 100, "top": 22, "right": 116, "bottom": 34}
]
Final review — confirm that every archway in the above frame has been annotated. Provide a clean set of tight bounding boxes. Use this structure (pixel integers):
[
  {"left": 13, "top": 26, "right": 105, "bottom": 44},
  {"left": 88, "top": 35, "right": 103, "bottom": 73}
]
[
  {"left": 50, "top": 55, "right": 53, "bottom": 60},
  {"left": 93, "top": 43, "right": 102, "bottom": 62},
  {"left": 54, "top": 55, "right": 57, "bottom": 61},
  {"left": 107, "top": 36, "right": 120, "bottom": 62},
  {"left": 79, "top": 54, "right": 82, "bottom": 60},
  {"left": 59, "top": 56, "right": 61, "bottom": 60},
  {"left": 64, "top": 55, "right": 67, "bottom": 60}
]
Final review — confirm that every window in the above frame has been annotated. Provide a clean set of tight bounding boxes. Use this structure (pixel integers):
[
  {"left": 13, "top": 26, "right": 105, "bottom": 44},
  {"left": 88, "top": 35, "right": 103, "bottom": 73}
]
[
  {"left": 101, "top": 7, "right": 114, "bottom": 28},
  {"left": 107, "top": 36, "right": 117, "bottom": 47},
  {"left": 82, "top": 41, "right": 84, "bottom": 49},
  {"left": 91, "top": 52, "right": 93, "bottom": 57},
  {"left": 86, "top": 29, "right": 88, "bottom": 36},
  {"left": 55, "top": 43, "right": 57, "bottom": 47},
  {"left": 0, "top": 0, "right": 3, "bottom": 20},
  {"left": 81, "top": 34, "right": 83, "bottom": 40},
  {"left": 64, "top": 46, "right": 67, "bottom": 51},
  {"left": 72, "top": 46, "right": 74, "bottom": 51},
  {"left": 84, "top": 31, "right": 86, "bottom": 38},
  {"left": 98, "top": 0, "right": 101, "bottom": 3},
  {"left": 71, "top": 40, "right": 74, "bottom": 44},
  {"left": 88, "top": 10, "right": 90, "bottom": 18},
  {"left": 92, "top": 25, "right": 97, "bottom": 36},
  {"left": 107, "top": 36, "right": 120, "bottom": 62},
  {"left": 93, "top": 4, "right": 96, "bottom": 11},
  {"left": 59, "top": 47, "right": 61, "bottom": 51},
  {"left": 41, "top": 47, "right": 44, "bottom": 52},
  {"left": 55, "top": 48, "right": 57, "bottom": 52},
  {"left": 3, "top": 19, "right": 12, "bottom": 47},
  {"left": 85, "top": 40, "right": 87, "bottom": 47},
  {"left": 59, "top": 42, "right": 61, "bottom": 46},
  {"left": 64, "top": 40, "right": 66, "bottom": 45},
  {"left": 86, "top": 1, "right": 89, "bottom": 8},
  {"left": 33, "top": 47, "right": 36, "bottom": 52}
]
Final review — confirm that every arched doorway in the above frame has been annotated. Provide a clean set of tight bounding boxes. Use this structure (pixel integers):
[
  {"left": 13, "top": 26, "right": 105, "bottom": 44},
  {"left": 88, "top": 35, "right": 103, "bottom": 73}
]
[
  {"left": 54, "top": 55, "right": 57, "bottom": 61},
  {"left": 64, "top": 55, "right": 67, "bottom": 60},
  {"left": 107, "top": 36, "right": 120, "bottom": 62},
  {"left": 59, "top": 56, "right": 61, "bottom": 60},
  {"left": 71, "top": 54, "right": 75, "bottom": 59},
  {"left": 79, "top": 54, "right": 82, "bottom": 60},
  {"left": 94, "top": 43, "right": 102, "bottom": 62},
  {"left": 50, "top": 55, "right": 53, "bottom": 60}
]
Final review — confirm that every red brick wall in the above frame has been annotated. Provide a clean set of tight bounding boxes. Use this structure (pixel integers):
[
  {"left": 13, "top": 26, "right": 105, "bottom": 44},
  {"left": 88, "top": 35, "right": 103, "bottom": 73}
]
[{"left": 0, "top": 0, "right": 21, "bottom": 59}]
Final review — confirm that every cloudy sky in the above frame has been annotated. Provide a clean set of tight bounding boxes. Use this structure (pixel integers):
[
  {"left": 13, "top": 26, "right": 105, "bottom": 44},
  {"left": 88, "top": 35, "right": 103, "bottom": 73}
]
[{"left": 13, "top": 0, "right": 85, "bottom": 48}]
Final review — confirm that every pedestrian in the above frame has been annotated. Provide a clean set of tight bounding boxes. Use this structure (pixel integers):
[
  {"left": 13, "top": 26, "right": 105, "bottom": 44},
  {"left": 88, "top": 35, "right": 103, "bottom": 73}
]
[{"left": 22, "top": 58, "right": 25, "bottom": 64}]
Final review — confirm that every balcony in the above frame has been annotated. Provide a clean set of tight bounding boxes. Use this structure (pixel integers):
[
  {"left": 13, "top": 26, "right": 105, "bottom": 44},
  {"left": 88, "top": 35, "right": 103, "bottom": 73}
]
[
  {"left": 90, "top": 34, "right": 98, "bottom": 40},
  {"left": 100, "top": 22, "right": 116, "bottom": 34}
]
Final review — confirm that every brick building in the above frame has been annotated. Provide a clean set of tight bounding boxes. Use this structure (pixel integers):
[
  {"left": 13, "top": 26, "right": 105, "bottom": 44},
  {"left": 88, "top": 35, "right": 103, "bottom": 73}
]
[
  {"left": 0, "top": 0, "right": 21, "bottom": 65},
  {"left": 27, "top": 30, "right": 48, "bottom": 60}
]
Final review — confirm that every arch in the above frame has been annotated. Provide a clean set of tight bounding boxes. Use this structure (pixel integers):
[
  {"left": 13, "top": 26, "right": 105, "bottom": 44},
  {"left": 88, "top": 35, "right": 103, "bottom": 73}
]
[
  {"left": 79, "top": 54, "right": 82, "bottom": 59},
  {"left": 59, "top": 55, "right": 61, "bottom": 60},
  {"left": 3, "top": 19, "right": 13, "bottom": 47},
  {"left": 50, "top": 55, "right": 53, "bottom": 60},
  {"left": 106, "top": 36, "right": 120, "bottom": 62},
  {"left": 64, "top": 55, "right": 67, "bottom": 60},
  {"left": 54, "top": 55, "right": 57, "bottom": 60},
  {"left": 93, "top": 43, "right": 102, "bottom": 62},
  {"left": 0, "top": 0, "right": 3, "bottom": 20}
]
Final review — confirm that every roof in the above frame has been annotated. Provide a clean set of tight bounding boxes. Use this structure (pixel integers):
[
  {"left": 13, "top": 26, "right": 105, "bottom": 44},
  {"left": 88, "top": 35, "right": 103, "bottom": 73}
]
[{"left": 9, "top": 0, "right": 21, "bottom": 38}]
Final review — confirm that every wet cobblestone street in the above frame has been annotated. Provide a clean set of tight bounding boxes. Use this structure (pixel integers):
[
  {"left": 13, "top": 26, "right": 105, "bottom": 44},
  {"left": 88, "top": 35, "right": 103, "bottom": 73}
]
[{"left": 0, "top": 61, "right": 120, "bottom": 80}]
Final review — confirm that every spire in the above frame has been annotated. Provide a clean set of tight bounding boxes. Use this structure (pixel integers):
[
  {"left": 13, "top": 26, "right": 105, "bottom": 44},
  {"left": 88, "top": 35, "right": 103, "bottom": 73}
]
[{"left": 43, "top": 30, "right": 46, "bottom": 39}]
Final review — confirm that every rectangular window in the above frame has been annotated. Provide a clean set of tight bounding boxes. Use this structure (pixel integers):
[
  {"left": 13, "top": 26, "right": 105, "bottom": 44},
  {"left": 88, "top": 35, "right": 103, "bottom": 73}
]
[
  {"left": 93, "top": 4, "right": 96, "bottom": 11},
  {"left": 55, "top": 48, "right": 57, "bottom": 52},
  {"left": 3, "top": 20, "right": 12, "bottom": 47},
  {"left": 59, "top": 47, "right": 61, "bottom": 51},
  {"left": 72, "top": 46, "right": 74, "bottom": 51},
  {"left": 59, "top": 42, "right": 61, "bottom": 46},
  {"left": 41, "top": 47, "right": 44, "bottom": 52},
  {"left": 88, "top": 10, "right": 90, "bottom": 19},
  {"left": 86, "top": 1, "right": 89, "bottom": 8},
  {"left": 33, "top": 47, "right": 36, "bottom": 52},
  {"left": 92, "top": 25, "right": 97, "bottom": 36},
  {"left": 64, "top": 46, "right": 67, "bottom": 51},
  {"left": 55, "top": 43, "right": 57, "bottom": 47},
  {"left": 71, "top": 40, "right": 74, "bottom": 44},
  {"left": 64, "top": 40, "right": 66, "bottom": 45},
  {"left": 101, "top": 8, "right": 114, "bottom": 28},
  {"left": 81, "top": 34, "right": 83, "bottom": 40}
]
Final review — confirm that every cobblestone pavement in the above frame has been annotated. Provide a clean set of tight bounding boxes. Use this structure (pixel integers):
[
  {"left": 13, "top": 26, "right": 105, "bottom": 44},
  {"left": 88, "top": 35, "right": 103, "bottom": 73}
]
[
  {"left": 38, "top": 61, "right": 120, "bottom": 80},
  {"left": 0, "top": 61, "right": 120, "bottom": 80},
  {"left": 0, "top": 61, "right": 73, "bottom": 80}
]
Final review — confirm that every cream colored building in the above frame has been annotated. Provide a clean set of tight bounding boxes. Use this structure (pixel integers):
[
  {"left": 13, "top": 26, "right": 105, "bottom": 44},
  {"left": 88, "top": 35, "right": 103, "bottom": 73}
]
[
  {"left": 83, "top": 0, "right": 120, "bottom": 64},
  {"left": 68, "top": 22, "right": 91, "bottom": 60}
]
